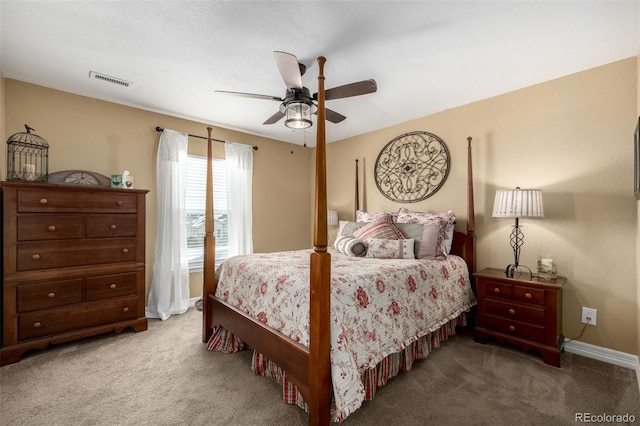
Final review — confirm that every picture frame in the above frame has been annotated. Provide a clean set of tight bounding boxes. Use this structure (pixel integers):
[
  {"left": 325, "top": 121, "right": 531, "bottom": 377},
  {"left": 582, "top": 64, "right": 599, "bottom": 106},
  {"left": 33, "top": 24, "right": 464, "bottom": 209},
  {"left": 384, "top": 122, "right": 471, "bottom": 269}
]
[{"left": 635, "top": 117, "right": 640, "bottom": 200}]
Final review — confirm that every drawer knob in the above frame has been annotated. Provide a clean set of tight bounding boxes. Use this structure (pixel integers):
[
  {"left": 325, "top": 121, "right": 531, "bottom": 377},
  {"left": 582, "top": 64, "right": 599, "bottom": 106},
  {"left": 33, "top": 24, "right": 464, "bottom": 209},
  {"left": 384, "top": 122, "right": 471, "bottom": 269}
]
[
  {"left": 32, "top": 254, "right": 41, "bottom": 260},
  {"left": 508, "top": 325, "right": 516, "bottom": 332},
  {"left": 122, "top": 248, "right": 129, "bottom": 254},
  {"left": 116, "top": 201, "right": 123, "bottom": 206},
  {"left": 48, "top": 225, "right": 56, "bottom": 232},
  {"left": 493, "top": 287, "right": 501, "bottom": 294},
  {"left": 110, "top": 224, "right": 117, "bottom": 230},
  {"left": 525, "top": 292, "right": 533, "bottom": 299},
  {"left": 508, "top": 308, "right": 516, "bottom": 315},
  {"left": 110, "top": 283, "right": 117, "bottom": 289},
  {"left": 33, "top": 321, "right": 42, "bottom": 328},
  {"left": 47, "top": 292, "right": 56, "bottom": 298},
  {"left": 122, "top": 307, "right": 129, "bottom": 313},
  {"left": 39, "top": 198, "right": 48, "bottom": 205}
]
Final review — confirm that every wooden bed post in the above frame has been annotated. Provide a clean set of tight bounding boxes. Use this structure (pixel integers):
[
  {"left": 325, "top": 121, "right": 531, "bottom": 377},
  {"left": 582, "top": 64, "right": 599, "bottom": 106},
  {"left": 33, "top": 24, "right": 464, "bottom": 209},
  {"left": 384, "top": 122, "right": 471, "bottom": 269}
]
[
  {"left": 354, "top": 159, "right": 359, "bottom": 218},
  {"left": 202, "top": 126, "right": 216, "bottom": 342},
  {"left": 466, "top": 136, "right": 476, "bottom": 276},
  {"left": 308, "top": 56, "right": 332, "bottom": 426}
]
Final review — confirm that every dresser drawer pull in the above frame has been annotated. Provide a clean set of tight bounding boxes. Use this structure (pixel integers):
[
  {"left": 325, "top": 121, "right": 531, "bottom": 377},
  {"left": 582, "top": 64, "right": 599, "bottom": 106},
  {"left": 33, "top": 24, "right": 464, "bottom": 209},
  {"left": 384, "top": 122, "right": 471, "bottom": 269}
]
[
  {"left": 508, "top": 325, "right": 516, "bottom": 332},
  {"left": 508, "top": 308, "right": 516, "bottom": 315},
  {"left": 33, "top": 321, "right": 42, "bottom": 328},
  {"left": 110, "top": 224, "right": 117, "bottom": 230},
  {"left": 32, "top": 254, "right": 41, "bottom": 260},
  {"left": 48, "top": 225, "right": 56, "bottom": 232},
  {"left": 525, "top": 293, "right": 533, "bottom": 299},
  {"left": 493, "top": 287, "right": 501, "bottom": 294},
  {"left": 47, "top": 292, "right": 56, "bottom": 298},
  {"left": 122, "top": 248, "right": 129, "bottom": 254},
  {"left": 39, "top": 198, "right": 48, "bottom": 205},
  {"left": 116, "top": 201, "right": 123, "bottom": 206},
  {"left": 110, "top": 283, "right": 117, "bottom": 289},
  {"left": 122, "top": 307, "right": 129, "bottom": 313}
]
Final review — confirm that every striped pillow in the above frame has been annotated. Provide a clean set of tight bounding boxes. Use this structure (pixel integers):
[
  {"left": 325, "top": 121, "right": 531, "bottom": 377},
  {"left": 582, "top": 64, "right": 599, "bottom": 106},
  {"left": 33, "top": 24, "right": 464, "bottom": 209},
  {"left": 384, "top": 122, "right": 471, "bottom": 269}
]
[{"left": 352, "top": 217, "right": 407, "bottom": 241}]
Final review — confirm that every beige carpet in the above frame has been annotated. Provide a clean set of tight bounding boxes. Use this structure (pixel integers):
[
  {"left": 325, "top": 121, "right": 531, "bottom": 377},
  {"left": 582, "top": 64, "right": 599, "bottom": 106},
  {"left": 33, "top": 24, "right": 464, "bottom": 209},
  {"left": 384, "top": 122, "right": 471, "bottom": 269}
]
[{"left": 1, "top": 308, "right": 638, "bottom": 426}]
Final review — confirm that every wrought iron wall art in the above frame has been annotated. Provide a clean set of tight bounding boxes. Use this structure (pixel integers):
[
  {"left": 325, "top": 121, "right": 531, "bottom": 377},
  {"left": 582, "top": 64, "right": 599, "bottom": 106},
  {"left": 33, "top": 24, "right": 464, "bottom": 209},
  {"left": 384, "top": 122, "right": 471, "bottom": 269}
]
[{"left": 374, "top": 131, "right": 450, "bottom": 203}]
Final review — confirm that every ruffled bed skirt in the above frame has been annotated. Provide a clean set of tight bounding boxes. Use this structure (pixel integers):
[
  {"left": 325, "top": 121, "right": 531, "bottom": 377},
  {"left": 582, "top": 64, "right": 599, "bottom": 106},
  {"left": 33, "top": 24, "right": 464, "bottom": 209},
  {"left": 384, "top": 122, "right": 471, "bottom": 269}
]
[{"left": 207, "top": 312, "right": 467, "bottom": 422}]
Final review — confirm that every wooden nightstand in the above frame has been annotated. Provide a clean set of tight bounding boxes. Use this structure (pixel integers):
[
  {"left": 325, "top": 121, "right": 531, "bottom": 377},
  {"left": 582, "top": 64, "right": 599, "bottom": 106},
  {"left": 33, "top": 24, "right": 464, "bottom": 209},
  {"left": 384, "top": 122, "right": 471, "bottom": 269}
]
[{"left": 474, "top": 267, "right": 564, "bottom": 367}]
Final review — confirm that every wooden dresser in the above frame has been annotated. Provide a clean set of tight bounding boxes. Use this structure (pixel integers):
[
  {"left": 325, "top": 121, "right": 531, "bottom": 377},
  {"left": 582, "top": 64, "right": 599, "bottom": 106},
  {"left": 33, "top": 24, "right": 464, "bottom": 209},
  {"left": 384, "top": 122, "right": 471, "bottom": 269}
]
[
  {"left": 1, "top": 181, "right": 148, "bottom": 366},
  {"left": 474, "top": 268, "right": 564, "bottom": 367}
]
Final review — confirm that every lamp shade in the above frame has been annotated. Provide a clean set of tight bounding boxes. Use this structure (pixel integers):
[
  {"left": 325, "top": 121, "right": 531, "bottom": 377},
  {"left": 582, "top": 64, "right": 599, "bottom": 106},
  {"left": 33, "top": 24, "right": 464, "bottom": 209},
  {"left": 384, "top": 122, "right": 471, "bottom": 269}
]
[{"left": 492, "top": 188, "right": 545, "bottom": 218}]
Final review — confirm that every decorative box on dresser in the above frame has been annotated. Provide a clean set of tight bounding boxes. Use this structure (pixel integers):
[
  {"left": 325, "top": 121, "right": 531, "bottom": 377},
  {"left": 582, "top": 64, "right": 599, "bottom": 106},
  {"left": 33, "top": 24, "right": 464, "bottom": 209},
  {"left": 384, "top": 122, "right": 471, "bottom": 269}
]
[
  {"left": 474, "top": 267, "right": 564, "bottom": 367},
  {"left": 1, "top": 181, "right": 148, "bottom": 366}
]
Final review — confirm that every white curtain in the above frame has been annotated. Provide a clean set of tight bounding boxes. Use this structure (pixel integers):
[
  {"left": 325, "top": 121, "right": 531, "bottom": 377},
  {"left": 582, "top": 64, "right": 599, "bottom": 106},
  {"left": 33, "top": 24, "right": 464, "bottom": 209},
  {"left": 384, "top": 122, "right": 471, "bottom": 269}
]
[
  {"left": 146, "top": 129, "right": 190, "bottom": 321},
  {"left": 225, "top": 142, "right": 253, "bottom": 257}
]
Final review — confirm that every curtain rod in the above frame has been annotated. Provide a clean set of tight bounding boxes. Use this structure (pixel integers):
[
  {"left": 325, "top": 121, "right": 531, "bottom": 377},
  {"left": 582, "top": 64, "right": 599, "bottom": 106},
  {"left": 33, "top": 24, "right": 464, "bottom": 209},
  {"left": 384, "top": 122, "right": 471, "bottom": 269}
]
[{"left": 155, "top": 126, "right": 258, "bottom": 150}]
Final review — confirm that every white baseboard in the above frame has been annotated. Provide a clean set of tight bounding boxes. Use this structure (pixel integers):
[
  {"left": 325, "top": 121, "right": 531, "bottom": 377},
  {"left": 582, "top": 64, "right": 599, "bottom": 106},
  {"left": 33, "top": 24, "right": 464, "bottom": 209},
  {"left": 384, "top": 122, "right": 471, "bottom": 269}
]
[{"left": 563, "top": 339, "right": 639, "bottom": 371}]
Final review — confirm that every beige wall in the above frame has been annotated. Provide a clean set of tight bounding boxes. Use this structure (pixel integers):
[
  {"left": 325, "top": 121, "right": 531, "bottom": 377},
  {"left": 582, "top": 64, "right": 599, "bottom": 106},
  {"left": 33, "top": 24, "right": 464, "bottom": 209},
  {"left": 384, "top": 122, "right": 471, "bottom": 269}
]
[
  {"left": 3, "top": 80, "right": 312, "bottom": 299},
  {"left": 326, "top": 58, "right": 638, "bottom": 355}
]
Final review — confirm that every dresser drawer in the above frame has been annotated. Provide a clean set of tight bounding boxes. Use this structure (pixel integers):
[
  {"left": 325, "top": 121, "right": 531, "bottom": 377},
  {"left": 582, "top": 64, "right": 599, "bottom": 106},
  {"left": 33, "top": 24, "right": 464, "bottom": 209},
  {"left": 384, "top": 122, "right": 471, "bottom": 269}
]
[
  {"left": 17, "top": 279, "right": 83, "bottom": 312},
  {"left": 17, "top": 189, "right": 138, "bottom": 213},
  {"left": 483, "top": 280, "right": 513, "bottom": 299},
  {"left": 514, "top": 285, "right": 545, "bottom": 306},
  {"left": 17, "top": 238, "right": 138, "bottom": 271},
  {"left": 18, "top": 296, "right": 140, "bottom": 340},
  {"left": 86, "top": 272, "right": 138, "bottom": 301},
  {"left": 484, "top": 298, "right": 545, "bottom": 325},
  {"left": 486, "top": 314, "right": 545, "bottom": 344},
  {"left": 86, "top": 215, "right": 138, "bottom": 238},
  {"left": 17, "top": 215, "right": 84, "bottom": 241}
]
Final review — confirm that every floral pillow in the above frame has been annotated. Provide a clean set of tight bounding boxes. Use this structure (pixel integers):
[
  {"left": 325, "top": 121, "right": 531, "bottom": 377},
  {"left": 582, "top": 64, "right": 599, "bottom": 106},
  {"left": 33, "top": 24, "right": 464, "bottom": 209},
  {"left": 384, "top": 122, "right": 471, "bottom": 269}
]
[
  {"left": 355, "top": 210, "right": 399, "bottom": 222},
  {"left": 365, "top": 238, "right": 415, "bottom": 259},
  {"left": 352, "top": 216, "right": 407, "bottom": 241}
]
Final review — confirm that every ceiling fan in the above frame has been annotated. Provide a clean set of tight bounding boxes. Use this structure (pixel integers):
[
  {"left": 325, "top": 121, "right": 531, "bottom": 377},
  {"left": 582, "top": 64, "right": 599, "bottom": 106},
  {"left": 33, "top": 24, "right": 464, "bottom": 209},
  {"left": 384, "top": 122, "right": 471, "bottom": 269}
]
[{"left": 216, "top": 51, "right": 377, "bottom": 129}]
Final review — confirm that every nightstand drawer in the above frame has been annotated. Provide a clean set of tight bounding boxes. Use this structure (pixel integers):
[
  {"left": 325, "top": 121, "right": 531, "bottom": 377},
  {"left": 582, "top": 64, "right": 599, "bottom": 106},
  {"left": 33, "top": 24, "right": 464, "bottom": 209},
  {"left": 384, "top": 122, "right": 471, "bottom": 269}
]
[
  {"left": 514, "top": 285, "right": 545, "bottom": 306},
  {"left": 486, "top": 314, "right": 545, "bottom": 344},
  {"left": 483, "top": 280, "right": 513, "bottom": 299},
  {"left": 484, "top": 298, "right": 545, "bottom": 325}
]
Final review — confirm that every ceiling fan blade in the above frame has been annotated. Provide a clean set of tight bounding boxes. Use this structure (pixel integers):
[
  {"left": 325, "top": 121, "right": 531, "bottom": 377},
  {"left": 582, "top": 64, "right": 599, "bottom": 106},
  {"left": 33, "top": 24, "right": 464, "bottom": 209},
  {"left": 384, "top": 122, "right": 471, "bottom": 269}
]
[
  {"left": 263, "top": 110, "right": 286, "bottom": 125},
  {"left": 274, "top": 51, "right": 303, "bottom": 90},
  {"left": 315, "top": 79, "right": 377, "bottom": 101},
  {"left": 216, "top": 90, "right": 282, "bottom": 102},
  {"left": 324, "top": 107, "right": 347, "bottom": 124}
]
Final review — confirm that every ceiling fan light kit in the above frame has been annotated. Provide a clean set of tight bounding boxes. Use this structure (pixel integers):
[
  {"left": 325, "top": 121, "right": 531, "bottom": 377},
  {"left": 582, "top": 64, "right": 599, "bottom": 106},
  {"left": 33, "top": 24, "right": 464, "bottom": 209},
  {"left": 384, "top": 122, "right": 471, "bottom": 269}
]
[
  {"left": 217, "top": 51, "right": 377, "bottom": 131},
  {"left": 285, "top": 102, "right": 312, "bottom": 129}
]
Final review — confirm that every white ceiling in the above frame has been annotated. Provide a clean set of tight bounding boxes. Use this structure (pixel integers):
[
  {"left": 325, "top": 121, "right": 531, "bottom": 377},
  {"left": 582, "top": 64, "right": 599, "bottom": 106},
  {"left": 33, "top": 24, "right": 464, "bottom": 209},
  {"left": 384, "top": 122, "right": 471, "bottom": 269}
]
[{"left": 1, "top": 1, "right": 639, "bottom": 146}]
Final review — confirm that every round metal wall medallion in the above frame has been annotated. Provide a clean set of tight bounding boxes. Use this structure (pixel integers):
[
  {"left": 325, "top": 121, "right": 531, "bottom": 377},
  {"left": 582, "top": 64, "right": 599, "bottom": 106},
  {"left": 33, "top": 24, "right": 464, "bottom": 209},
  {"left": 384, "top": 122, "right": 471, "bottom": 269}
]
[{"left": 374, "top": 131, "right": 450, "bottom": 203}]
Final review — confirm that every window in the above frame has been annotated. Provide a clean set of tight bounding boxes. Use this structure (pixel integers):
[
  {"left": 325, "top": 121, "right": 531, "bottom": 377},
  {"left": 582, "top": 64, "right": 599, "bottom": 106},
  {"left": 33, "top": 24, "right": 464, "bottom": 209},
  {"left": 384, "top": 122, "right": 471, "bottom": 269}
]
[{"left": 185, "top": 155, "right": 228, "bottom": 271}]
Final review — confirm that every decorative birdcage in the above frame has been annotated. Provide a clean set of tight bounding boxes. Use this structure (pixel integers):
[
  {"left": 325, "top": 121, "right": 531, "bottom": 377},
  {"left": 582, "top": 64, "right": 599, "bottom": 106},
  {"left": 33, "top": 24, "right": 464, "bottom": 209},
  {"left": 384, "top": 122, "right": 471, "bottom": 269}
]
[{"left": 6, "top": 124, "right": 49, "bottom": 182}]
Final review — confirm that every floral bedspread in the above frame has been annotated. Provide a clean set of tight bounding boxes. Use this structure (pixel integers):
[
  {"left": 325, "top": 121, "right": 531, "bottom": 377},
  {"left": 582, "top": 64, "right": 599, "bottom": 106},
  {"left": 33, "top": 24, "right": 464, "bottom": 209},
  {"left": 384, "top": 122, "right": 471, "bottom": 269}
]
[{"left": 213, "top": 248, "right": 477, "bottom": 421}]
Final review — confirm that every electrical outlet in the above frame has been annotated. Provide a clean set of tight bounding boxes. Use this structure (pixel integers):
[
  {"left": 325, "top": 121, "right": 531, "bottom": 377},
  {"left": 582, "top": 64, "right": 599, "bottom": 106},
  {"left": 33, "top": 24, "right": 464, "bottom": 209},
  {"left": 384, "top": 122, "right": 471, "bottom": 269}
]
[{"left": 581, "top": 307, "right": 597, "bottom": 326}]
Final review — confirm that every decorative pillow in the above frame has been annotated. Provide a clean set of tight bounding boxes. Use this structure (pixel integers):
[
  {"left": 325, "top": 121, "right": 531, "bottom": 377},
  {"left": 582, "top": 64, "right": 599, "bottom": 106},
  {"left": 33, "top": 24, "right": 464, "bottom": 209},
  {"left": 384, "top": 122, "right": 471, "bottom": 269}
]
[
  {"left": 355, "top": 210, "right": 391, "bottom": 222},
  {"left": 365, "top": 238, "right": 415, "bottom": 259},
  {"left": 334, "top": 236, "right": 368, "bottom": 257},
  {"left": 396, "top": 222, "right": 444, "bottom": 260},
  {"left": 352, "top": 216, "right": 408, "bottom": 241},
  {"left": 396, "top": 209, "right": 456, "bottom": 253},
  {"left": 337, "top": 220, "right": 364, "bottom": 238}
]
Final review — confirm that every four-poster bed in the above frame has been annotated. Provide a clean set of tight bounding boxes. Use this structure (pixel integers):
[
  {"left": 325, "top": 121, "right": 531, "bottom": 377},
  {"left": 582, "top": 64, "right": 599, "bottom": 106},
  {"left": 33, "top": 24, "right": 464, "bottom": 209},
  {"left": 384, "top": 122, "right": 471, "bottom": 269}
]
[{"left": 201, "top": 56, "right": 476, "bottom": 425}]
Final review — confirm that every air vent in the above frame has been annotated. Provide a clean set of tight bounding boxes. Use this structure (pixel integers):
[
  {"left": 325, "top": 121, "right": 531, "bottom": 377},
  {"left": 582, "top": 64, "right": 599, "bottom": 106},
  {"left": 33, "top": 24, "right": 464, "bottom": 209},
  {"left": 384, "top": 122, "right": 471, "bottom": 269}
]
[{"left": 89, "top": 71, "right": 134, "bottom": 88}]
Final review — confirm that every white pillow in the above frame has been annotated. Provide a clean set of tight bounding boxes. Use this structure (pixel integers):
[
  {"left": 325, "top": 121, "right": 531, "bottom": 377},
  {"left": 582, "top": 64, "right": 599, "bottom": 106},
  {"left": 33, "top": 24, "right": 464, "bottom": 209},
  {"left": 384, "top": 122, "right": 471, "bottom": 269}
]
[{"left": 364, "top": 238, "right": 415, "bottom": 259}]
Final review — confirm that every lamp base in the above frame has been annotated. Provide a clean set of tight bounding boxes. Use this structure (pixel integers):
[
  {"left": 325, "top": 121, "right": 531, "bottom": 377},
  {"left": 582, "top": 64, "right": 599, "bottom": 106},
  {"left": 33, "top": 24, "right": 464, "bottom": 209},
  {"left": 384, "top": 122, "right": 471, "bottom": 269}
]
[{"left": 504, "top": 264, "right": 533, "bottom": 279}]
